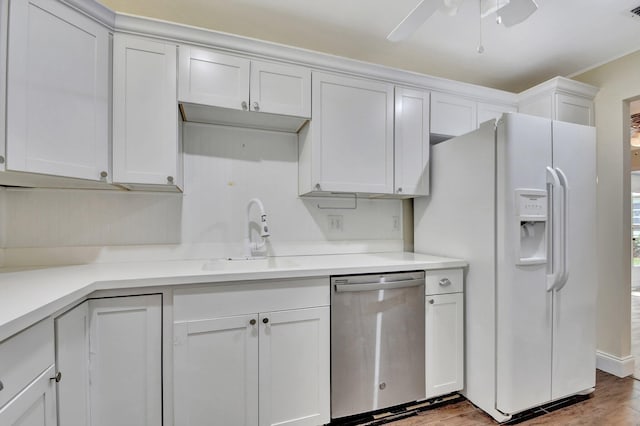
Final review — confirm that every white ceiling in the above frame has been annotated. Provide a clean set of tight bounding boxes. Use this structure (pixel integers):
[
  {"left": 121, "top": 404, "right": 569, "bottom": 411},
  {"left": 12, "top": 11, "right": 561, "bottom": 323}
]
[{"left": 99, "top": 0, "right": 640, "bottom": 92}]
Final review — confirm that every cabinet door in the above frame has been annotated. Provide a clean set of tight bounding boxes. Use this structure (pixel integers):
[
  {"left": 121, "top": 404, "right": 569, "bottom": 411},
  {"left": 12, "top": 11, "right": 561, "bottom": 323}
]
[
  {"left": 0, "top": 365, "right": 57, "bottom": 426},
  {"left": 425, "top": 293, "right": 464, "bottom": 399},
  {"left": 310, "top": 72, "right": 394, "bottom": 194},
  {"left": 555, "top": 94, "right": 594, "bottom": 126},
  {"left": 477, "top": 102, "right": 517, "bottom": 127},
  {"left": 113, "top": 34, "right": 180, "bottom": 187},
  {"left": 259, "top": 307, "right": 330, "bottom": 426},
  {"left": 250, "top": 61, "right": 311, "bottom": 118},
  {"left": 394, "top": 87, "right": 430, "bottom": 196},
  {"left": 179, "top": 45, "right": 250, "bottom": 110},
  {"left": 88, "top": 295, "right": 162, "bottom": 426},
  {"left": 430, "top": 92, "right": 477, "bottom": 137},
  {"left": 6, "top": 0, "right": 109, "bottom": 181},
  {"left": 174, "top": 315, "right": 259, "bottom": 426},
  {"left": 55, "top": 302, "right": 90, "bottom": 426}
]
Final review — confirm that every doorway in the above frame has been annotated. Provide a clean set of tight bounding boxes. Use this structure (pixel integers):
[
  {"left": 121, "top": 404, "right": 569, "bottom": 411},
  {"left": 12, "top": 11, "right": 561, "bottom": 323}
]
[{"left": 629, "top": 100, "right": 640, "bottom": 378}]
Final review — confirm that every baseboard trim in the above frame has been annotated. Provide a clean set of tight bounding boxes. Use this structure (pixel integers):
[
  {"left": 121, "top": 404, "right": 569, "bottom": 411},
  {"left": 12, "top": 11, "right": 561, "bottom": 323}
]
[{"left": 596, "top": 351, "right": 634, "bottom": 377}]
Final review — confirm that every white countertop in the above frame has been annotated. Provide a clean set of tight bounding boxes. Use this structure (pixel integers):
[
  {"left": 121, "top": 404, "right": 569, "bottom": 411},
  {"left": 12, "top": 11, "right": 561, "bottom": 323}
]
[{"left": 0, "top": 252, "right": 466, "bottom": 343}]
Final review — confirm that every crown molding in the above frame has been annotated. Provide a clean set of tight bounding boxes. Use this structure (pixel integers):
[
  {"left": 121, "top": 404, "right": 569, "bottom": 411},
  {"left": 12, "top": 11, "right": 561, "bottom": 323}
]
[{"left": 114, "top": 12, "right": 518, "bottom": 106}]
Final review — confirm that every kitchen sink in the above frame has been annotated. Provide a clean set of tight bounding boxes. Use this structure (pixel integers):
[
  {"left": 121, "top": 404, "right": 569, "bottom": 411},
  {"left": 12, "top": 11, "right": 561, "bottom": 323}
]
[{"left": 202, "top": 257, "right": 300, "bottom": 271}]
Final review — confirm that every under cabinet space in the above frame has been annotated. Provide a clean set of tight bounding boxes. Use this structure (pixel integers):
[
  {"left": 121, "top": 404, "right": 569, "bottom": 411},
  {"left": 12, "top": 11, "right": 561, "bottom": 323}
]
[
  {"left": 178, "top": 45, "right": 310, "bottom": 132},
  {"left": 4, "top": 0, "right": 109, "bottom": 183},
  {"left": 113, "top": 34, "right": 183, "bottom": 191}
]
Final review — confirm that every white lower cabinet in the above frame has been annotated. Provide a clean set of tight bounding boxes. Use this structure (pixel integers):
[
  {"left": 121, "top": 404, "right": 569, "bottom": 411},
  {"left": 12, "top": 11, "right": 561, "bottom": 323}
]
[
  {"left": 173, "top": 280, "right": 330, "bottom": 426},
  {"left": 0, "top": 365, "right": 57, "bottom": 426},
  {"left": 55, "top": 295, "right": 163, "bottom": 426},
  {"left": 425, "top": 270, "right": 464, "bottom": 399}
]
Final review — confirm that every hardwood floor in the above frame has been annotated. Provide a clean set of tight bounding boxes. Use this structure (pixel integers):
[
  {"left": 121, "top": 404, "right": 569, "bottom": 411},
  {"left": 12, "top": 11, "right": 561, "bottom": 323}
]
[{"left": 385, "top": 370, "right": 640, "bottom": 425}]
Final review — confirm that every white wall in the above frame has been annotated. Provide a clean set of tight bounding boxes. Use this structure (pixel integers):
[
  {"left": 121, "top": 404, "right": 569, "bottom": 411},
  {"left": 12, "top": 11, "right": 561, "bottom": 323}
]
[
  {"left": 0, "top": 123, "right": 403, "bottom": 266},
  {"left": 574, "top": 50, "right": 640, "bottom": 374}
]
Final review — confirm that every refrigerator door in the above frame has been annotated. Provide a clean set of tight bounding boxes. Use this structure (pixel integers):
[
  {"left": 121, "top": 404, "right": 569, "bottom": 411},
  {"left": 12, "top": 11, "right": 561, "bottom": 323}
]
[
  {"left": 496, "top": 113, "right": 554, "bottom": 414},
  {"left": 550, "top": 121, "right": 597, "bottom": 400}
]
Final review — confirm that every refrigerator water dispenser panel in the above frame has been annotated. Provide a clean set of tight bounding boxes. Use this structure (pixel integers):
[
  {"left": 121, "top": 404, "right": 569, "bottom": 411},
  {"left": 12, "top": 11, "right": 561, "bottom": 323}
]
[{"left": 515, "top": 189, "right": 547, "bottom": 265}]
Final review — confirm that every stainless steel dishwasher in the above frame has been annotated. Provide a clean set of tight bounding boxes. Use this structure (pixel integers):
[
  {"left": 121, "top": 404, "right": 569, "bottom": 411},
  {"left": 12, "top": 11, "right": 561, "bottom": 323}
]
[{"left": 331, "top": 271, "right": 425, "bottom": 420}]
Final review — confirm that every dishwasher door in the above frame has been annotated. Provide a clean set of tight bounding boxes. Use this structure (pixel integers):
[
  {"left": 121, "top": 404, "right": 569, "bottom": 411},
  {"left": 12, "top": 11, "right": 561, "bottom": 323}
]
[{"left": 331, "top": 271, "right": 425, "bottom": 419}]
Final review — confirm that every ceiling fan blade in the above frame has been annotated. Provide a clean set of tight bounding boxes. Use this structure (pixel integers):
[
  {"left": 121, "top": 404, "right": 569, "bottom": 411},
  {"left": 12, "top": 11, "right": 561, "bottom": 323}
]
[
  {"left": 387, "top": 0, "right": 441, "bottom": 42},
  {"left": 498, "top": 0, "right": 538, "bottom": 27}
]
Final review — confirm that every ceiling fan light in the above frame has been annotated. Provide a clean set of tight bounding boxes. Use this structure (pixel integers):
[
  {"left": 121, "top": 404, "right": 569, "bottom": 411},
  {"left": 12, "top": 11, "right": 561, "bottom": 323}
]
[
  {"left": 498, "top": 0, "right": 538, "bottom": 27},
  {"left": 442, "top": 0, "right": 464, "bottom": 16}
]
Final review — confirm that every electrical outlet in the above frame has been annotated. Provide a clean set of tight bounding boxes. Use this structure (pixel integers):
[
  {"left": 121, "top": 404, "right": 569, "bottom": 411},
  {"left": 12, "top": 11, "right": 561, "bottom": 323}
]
[
  {"left": 328, "top": 215, "right": 344, "bottom": 232},
  {"left": 392, "top": 216, "right": 401, "bottom": 232}
]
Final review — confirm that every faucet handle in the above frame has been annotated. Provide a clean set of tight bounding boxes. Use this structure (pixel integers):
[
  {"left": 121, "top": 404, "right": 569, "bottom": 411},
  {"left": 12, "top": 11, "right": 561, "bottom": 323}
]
[{"left": 260, "top": 214, "right": 271, "bottom": 238}]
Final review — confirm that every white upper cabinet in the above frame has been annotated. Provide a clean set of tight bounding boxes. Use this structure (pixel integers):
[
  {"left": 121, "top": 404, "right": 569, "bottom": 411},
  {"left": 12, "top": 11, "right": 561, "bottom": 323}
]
[
  {"left": 5, "top": 0, "right": 109, "bottom": 181},
  {"left": 179, "top": 46, "right": 311, "bottom": 132},
  {"left": 394, "top": 87, "right": 430, "bottom": 197},
  {"left": 430, "top": 92, "right": 477, "bottom": 137},
  {"left": 179, "top": 46, "right": 250, "bottom": 110},
  {"left": 518, "top": 77, "right": 597, "bottom": 126},
  {"left": 113, "top": 34, "right": 182, "bottom": 190},
  {"left": 249, "top": 60, "right": 311, "bottom": 118},
  {"left": 477, "top": 101, "right": 517, "bottom": 126},
  {"left": 299, "top": 72, "right": 394, "bottom": 195}
]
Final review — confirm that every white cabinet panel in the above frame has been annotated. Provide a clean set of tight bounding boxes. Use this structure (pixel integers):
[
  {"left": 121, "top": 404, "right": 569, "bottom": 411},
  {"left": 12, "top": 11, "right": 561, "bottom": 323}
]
[
  {"left": 113, "top": 34, "right": 181, "bottom": 189},
  {"left": 259, "top": 307, "right": 329, "bottom": 426},
  {"left": 555, "top": 94, "right": 594, "bottom": 126},
  {"left": 6, "top": 0, "right": 109, "bottom": 181},
  {"left": 477, "top": 102, "right": 517, "bottom": 126},
  {"left": 0, "top": 319, "right": 54, "bottom": 409},
  {"left": 425, "top": 293, "right": 464, "bottom": 399},
  {"left": 174, "top": 315, "right": 259, "bottom": 426},
  {"left": 300, "top": 72, "right": 394, "bottom": 195},
  {"left": 179, "top": 46, "right": 250, "bottom": 110},
  {"left": 250, "top": 60, "right": 311, "bottom": 118},
  {"left": 54, "top": 302, "right": 90, "bottom": 426},
  {"left": 173, "top": 282, "right": 330, "bottom": 426},
  {"left": 430, "top": 92, "right": 476, "bottom": 137},
  {"left": 88, "top": 295, "right": 162, "bottom": 426},
  {"left": 394, "top": 87, "right": 430, "bottom": 196},
  {"left": 0, "top": 366, "right": 57, "bottom": 426}
]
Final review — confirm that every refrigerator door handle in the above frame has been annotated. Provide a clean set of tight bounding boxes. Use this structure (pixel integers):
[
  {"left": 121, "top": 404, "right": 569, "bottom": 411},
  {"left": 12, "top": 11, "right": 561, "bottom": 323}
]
[
  {"left": 546, "top": 167, "right": 562, "bottom": 291},
  {"left": 555, "top": 168, "right": 570, "bottom": 291}
]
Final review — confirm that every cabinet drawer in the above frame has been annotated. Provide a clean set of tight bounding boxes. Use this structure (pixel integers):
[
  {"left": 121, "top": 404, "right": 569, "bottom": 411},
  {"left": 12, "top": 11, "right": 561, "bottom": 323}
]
[
  {"left": 425, "top": 269, "right": 463, "bottom": 295},
  {"left": 174, "top": 277, "right": 330, "bottom": 321},
  {"left": 0, "top": 318, "right": 54, "bottom": 408}
]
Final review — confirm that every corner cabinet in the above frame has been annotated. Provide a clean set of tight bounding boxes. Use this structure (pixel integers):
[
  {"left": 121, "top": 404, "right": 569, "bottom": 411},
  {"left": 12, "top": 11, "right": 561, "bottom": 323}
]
[
  {"left": 425, "top": 269, "right": 464, "bottom": 399},
  {"left": 299, "top": 72, "right": 394, "bottom": 195},
  {"left": 178, "top": 45, "right": 310, "bottom": 132},
  {"left": 5, "top": 0, "right": 109, "bottom": 181},
  {"left": 113, "top": 34, "right": 183, "bottom": 191},
  {"left": 55, "top": 295, "right": 163, "bottom": 426},
  {"left": 173, "top": 279, "right": 330, "bottom": 426},
  {"left": 394, "top": 87, "right": 430, "bottom": 197}
]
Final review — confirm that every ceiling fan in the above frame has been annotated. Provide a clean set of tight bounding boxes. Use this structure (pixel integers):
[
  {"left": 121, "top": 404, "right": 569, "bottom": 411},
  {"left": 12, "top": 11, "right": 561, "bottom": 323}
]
[{"left": 387, "top": 0, "right": 539, "bottom": 42}]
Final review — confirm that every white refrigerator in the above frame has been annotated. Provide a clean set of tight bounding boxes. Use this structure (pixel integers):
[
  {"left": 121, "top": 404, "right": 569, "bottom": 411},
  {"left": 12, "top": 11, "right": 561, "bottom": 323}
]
[{"left": 414, "top": 113, "right": 597, "bottom": 422}]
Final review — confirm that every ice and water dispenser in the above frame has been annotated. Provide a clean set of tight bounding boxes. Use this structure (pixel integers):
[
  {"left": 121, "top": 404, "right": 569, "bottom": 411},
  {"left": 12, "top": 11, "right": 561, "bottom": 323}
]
[{"left": 515, "top": 189, "right": 547, "bottom": 265}]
